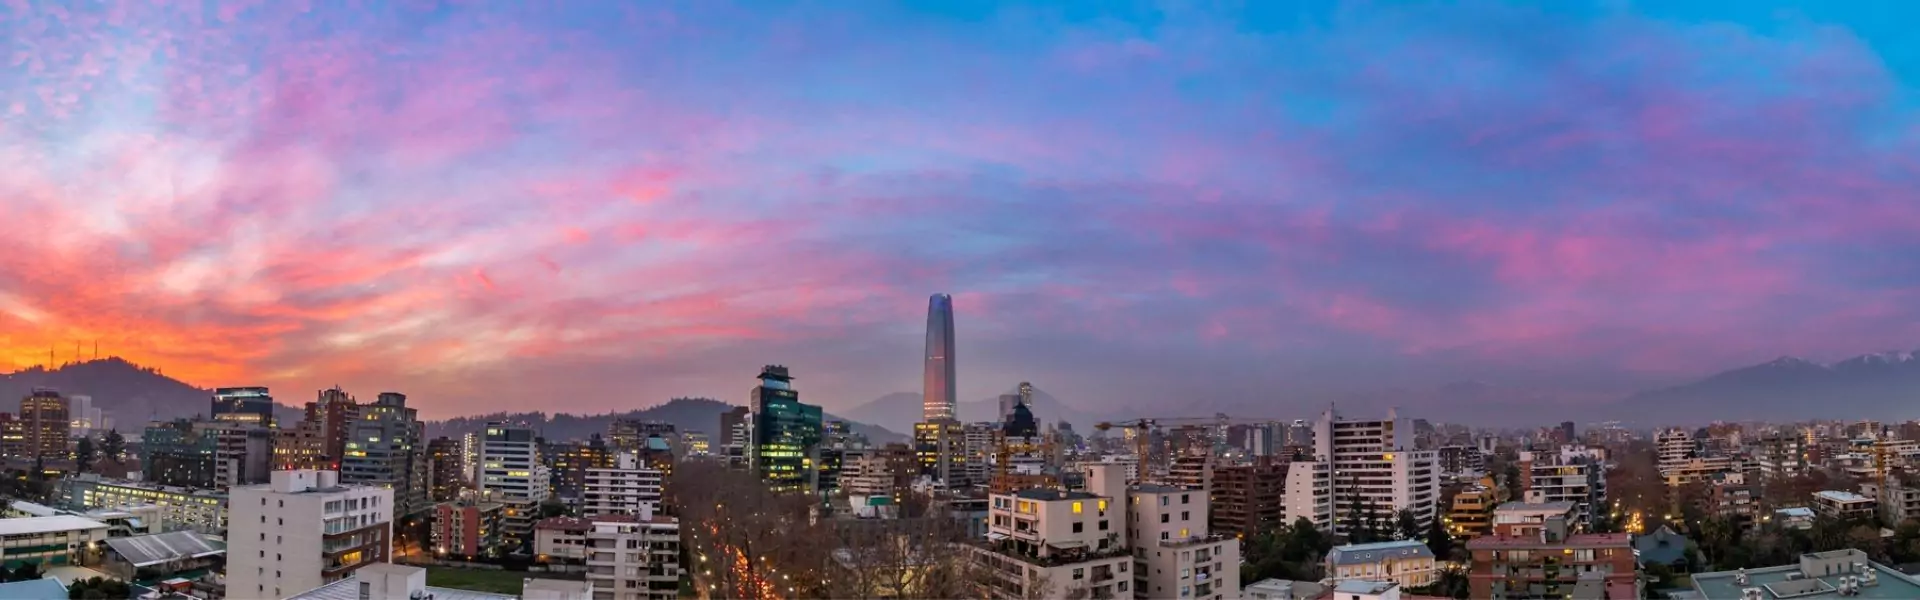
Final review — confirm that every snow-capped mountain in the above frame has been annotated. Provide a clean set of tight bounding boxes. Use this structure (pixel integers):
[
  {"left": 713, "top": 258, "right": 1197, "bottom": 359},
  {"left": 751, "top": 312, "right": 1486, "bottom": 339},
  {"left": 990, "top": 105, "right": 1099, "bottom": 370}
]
[{"left": 1622, "top": 349, "right": 1920, "bottom": 424}]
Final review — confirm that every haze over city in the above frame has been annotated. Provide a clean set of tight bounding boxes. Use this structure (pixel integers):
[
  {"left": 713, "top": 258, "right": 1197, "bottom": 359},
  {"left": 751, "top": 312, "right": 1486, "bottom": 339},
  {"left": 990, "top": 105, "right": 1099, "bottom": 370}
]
[{"left": 5, "top": 1, "right": 1920, "bottom": 419}]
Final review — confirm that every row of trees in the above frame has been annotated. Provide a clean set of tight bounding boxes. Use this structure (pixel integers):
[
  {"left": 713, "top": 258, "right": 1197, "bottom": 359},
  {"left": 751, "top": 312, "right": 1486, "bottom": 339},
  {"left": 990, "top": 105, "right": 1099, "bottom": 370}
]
[{"left": 70, "top": 429, "right": 127, "bottom": 474}]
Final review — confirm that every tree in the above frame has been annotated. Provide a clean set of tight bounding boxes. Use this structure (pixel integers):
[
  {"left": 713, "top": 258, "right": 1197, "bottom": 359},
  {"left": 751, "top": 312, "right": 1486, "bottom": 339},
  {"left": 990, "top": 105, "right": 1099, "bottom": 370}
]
[
  {"left": 74, "top": 436, "right": 95, "bottom": 473},
  {"left": 100, "top": 429, "right": 126, "bottom": 463},
  {"left": 1423, "top": 509, "right": 1454, "bottom": 559},
  {"left": 1395, "top": 508, "right": 1421, "bottom": 541},
  {"left": 68, "top": 577, "right": 131, "bottom": 599}
]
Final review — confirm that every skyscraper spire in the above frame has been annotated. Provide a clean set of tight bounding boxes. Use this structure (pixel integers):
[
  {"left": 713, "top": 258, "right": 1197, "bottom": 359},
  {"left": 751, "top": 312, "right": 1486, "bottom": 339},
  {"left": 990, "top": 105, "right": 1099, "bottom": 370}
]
[{"left": 923, "top": 293, "right": 957, "bottom": 422}]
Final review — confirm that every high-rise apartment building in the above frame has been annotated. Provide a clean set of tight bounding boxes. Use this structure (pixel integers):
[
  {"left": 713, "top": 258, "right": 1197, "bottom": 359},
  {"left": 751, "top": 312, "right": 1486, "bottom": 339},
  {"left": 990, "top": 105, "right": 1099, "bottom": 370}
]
[
  {"left": 229, "top": 470, "right": 392, "bottom": 600},
  {"left": 971, "top": 464, "right": 1133, "bottom": 599},
  {"left": 1211, "top": 457, "right": 1290, "bottom": 538},
  {"left": 1757, "top": 433, "right": 1810, "bottom": 479},
  {"left": 1522, "top": 450, "right": 1606, "bottom": 529},
  {"left": 582, "top": 452, "right": 664, "bottom": 519},
  {"left": 1129, "top": 480, "right": 1241, "bottom": 600},
  {"left": 579, "top": 508, "right": 682, "bottom": 600},
  {"left": 963, "top": 422, "right": 998, "bottom": 484},
  {"left": 1285, "top": 460, "right": 1333, "bottom": 530},
  {"left": 1465, "top": 501, "right": 1636, "bottom": 599},
  {"left": 210, "top": 422, "right": 274, "bottom": 487},
  {"left": 427, "top": 437, "right": 465, "bottom": 503},
  {"left": 341, "top": 392, "right": 429, "bottom": 518},
  {"left": 211, "top": 387, "right": 275, "bottom": 427},
  {"left": 0, "top": 413, "right": 25, "bottom": 457},
  {"left": 922, "top": 293, "right": 957, "bottom": 422},
  {"left": 1313, "top": 407, "right": 1441, "bottom": 534},
  {"left": 277, "top": 388, "right": 360, "bottom": 471},
  {"left": 609, "top": 418, "right": 677, "bottom": 456},
  {"left": 478, "top": 422, "right": 550, "bottom": 547},
  {"left": 460, "top": 432, "right": 480, "bottom": 482},
  {"left": 20, "top": 388, "right": 69, "bottom": 459},
  {"left": 719, "top": 406, "right": 751, "bottom": 470},
  {"left": 748, "top": 365, "right": 822, "bottom": 494}
]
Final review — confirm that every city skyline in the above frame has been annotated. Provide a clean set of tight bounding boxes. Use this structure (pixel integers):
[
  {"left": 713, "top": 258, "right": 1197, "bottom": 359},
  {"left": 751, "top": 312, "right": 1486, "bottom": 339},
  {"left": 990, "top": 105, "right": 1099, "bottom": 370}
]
[{"left": 4, "top": 2, "right": 1920, "bottom": 418}]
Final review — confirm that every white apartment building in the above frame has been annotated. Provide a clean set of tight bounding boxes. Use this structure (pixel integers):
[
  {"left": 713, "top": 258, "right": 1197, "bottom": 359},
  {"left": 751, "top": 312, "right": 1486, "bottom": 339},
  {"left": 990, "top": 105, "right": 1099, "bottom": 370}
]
[
  {"left": 1285, "top": 461, "right": 1332, "bottom": 530},
  {"left": 583, "top": 452, "right": 663, "bottom": 519},
  {"left": 479, "top": 422, "right": 551, "bottom": 547},
  {"left": 1129, "top": 483, "right": 1240, "bottom": 600},
  {"left": 1313, "top": 407, "right": 1440, "bottom": 534},
  {"left": 229, "top": 470, "right": 392, "bottom": 600},
  {"left": 973, "top": 464, "right": 1133, "bottom": 599},
  {"left": 582, "top": 508, "right": 682, "bottom": 600}
]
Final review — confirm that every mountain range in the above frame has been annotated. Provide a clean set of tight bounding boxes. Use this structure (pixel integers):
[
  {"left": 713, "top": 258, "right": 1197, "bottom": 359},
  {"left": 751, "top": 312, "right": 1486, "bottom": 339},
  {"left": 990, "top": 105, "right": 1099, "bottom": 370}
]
[
  {"left": 422, "top": 397, "right": 906, "bottom": 443},
  {"left": 837, "top": 385, "right": 1108, "bottom": 434},
  {"left": 9, "top": 348, "right": 1920, "bottom": 432}
]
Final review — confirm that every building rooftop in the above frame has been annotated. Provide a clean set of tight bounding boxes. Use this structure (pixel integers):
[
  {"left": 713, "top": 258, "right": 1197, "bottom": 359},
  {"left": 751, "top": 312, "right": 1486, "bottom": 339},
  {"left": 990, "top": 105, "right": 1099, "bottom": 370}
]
[
  {"left": 1634, "top": 525, "right": 1690, "bottom": 567},
  {"left": 0, "top": 579, "right": 66, "bottom": 600},
  {"left": 1466, "top": 533, "right": 1633, "bottom": 550},
  {"left": 8, "top": 501, "right": 58, "bottom": 517},
  {"left": 105, "top": 530, "right": 225, "bottom": 567},
  {"left": 0, "top": 515, "right": 109, "bottom": 536},
  {"left": 1328, "top": 540, "right": 1436, "bottom": 566},
  {"left": 1131, "top": 483, "right": 1187, "bottom": 494},
  {"left": 1493, "top": 501, "right": 1579, "bottom": 514},
  {"left": 523, "top": 578, "right": 591, "bottom": 595},
  {"left": 1777, "top": 507, "right": 1817, "bottom": 518},
  {"left": 1010, "top": 488, "right": 1101, "bottom": 501},
  {"left": 1815, "top": 490, "right": 1872, "bottom": 503},
  {"left": 1692, "top": 550, "right": 1920, "bottom": 599},
  {"left": 286, "top": 570, "right": 518, "bottom": 600},
  {"left": 1332, "top": 580, "right": 1397, "bottom": 595}
]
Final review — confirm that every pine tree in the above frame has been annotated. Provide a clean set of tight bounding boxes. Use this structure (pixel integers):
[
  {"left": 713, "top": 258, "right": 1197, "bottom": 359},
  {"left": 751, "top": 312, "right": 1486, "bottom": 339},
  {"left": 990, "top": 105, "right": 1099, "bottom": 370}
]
[
  {"left": 1424, "top": 508, "right": 1454, "bottom": 559},
  {"left": 1396, "top": 508, "right": 1421, "bottom": 541},
  {"left": 75, "top": 436, "right": 96, "bottom": 473},
  {"left": 100, "top": 429, "right": 126, "bottom": 462}
]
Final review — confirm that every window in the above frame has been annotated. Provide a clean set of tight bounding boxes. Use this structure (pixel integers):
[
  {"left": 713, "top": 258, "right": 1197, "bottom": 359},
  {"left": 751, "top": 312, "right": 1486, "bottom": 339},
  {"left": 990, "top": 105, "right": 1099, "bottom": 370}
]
[
  {"left": 1162, "top": 532, "right": 1170, "bottom": 540},
  {"left": 1161, "top": 514, "right": 1169, "bottom": 524},
  {"left": 1073, "top": 522, "right": 1084, "bottom": 533},
  {"left": 1181, "top": 511, "right": 1190, "bottom": 521},
  {"left": 1073, "top": 501, "right": 1083, "bottom": 514},
  {"left": 1099, "top": 499, "right": 1109, "bottom": 512},
  {"left": 1119, "top": 582, "right": 1129, "bottom": 591},
  {"left": 1073, "top": 568, "right": 1085, "bottom": 581},
  {"left": 1181, "top": 528, "right": 1189, "bottom": 538},
  {"left": 1161, "top": 496, "right": 1168, "bottom": 506},
  {"left": 1182, "top": 494, "right": 1190, "bottom": 504},
  {"left": 1099, "top": 520, "right": 1109, "bottom": 531}
]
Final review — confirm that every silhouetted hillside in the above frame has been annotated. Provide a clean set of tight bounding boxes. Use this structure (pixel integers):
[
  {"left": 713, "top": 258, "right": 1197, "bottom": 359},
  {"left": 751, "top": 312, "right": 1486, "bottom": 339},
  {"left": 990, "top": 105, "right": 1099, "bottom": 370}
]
[
  {"left": 1621, "top": 351, "right": 1920, "bottom": 424},
  {"left": 0, "top": 357, "right": 214, "bottom": 426},
  {"left": 424, "top": 397, "right": 905, "bottom": 443}
]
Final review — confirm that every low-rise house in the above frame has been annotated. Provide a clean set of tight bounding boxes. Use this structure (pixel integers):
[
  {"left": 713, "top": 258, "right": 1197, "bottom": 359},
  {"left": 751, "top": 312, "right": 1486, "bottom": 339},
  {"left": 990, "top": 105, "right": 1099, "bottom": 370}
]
[{"left": 1325, "top": 540, "right": 1438, "bottom": 589}]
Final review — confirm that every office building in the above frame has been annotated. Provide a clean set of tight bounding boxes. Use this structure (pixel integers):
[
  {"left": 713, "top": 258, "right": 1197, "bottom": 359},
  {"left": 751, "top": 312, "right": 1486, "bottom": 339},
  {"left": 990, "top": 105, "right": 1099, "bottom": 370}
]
[
  {"left": 1438, "top": 445, "right": 1486, "bottom": 480},
  {"left": 63, "top": 475, "right": 228, "bottom": 534},
  {"left": 68, "top": 394, "right": 104, "bottom": 434},
  {"left": 719, "top": 406, "right": 750, "bottom": 470},
  {"left": 1466, "top": 501, "right": 1636, "bottom": 599},
  {"left": 609, "top": 418, "right": 676, "bottom": 453},
  {"left": 143, "top": 419, "right": 216, "bottom": 487},
  {"left": 276, "top": 388, "right": 360, "bottom": 471},
  {"left": 460, "top": 432, "right": 480, "bottom": 484},
  {"left": 478, "top": 422, "right": 550, "bottom": 547},
  {"left": 923, "top": 293, "right": 957, "bottom": 422},
  {"left": 228, "top": 470, "right": 392, "bottom": 600},
  {"left": 427, "top": 437, "right": 465, "bottom": 503},
  {"left": 432, "top": 493, "right": 503, "bottom": 558},
  {"left": 211, "top": 387, "right": 275, "bottom": 427},
  {"left": 0, "top": 516, "right": 109, "bottom": 566},
  {"left": 970, "top": 465, "right": 1132, "bottom": 599},
  {"left": 20, "top": 388, "right": 69, "bottom": 459},
  {"left": 1325, "top": 540, "right": 1437, "bottom": 589},
  {"left": 681, "top": 431, "right": 710, "bottom": 456},
  {"left": 341, "top": 392, "right": 429, "bottom": 518},
  {"left": 1128, "top": 477, "right": 1241, "bottom": 600},
  {"left": 211, "top": 422, "right": 274, "bottom": 487},
  {"left": 748, "top": 365, "right": 822, "bottom": 494},
  {"left": 1314, "top": 407, "right": 1441, "bottom": 534},
  {"left": 915, "top": 420, "right": 967, "bottom": 487},
  {"left": 1210, "top": 457, "right": 1289, "bottom": 538},
  {"left": 0, "top": 412, "right": 24, "bottom": 457},
  {"left": 546, "top": 434, "right": 617, "bottom": 500},
  {"left": 582, "top": 452, "right": 664, "bottom": 519}
]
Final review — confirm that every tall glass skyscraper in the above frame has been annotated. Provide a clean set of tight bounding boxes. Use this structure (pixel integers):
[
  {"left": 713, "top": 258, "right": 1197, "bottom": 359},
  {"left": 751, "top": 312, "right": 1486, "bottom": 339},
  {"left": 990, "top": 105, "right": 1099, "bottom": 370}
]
[
  {"left": 750, "top": 365, "right": 823, "bottom": 494},
  {"left": 923, "top": 293, "right": 957, "bottom": 422}
]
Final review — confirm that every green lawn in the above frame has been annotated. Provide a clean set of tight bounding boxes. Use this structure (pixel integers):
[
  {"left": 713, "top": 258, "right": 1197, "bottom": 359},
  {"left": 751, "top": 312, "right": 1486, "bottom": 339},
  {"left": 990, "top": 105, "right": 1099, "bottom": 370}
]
[{"left": 424, "top": 567, "right": 529, "bottom": 595}]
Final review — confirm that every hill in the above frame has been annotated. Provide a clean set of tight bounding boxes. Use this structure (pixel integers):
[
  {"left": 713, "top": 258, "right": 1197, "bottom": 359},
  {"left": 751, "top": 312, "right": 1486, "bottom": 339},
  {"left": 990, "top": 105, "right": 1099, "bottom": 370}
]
[
  {"left": 423, "top": 397, "right": 906, "bottom": 443},
  {"left": 1619, "top": 351, "right": 1920, "bottom": 425},
  {"left": 0, "top": 357, "right": 216, "bottom": 426},
  {"left": 838, "top": 385, "right": 1106, "bottom": 433}
]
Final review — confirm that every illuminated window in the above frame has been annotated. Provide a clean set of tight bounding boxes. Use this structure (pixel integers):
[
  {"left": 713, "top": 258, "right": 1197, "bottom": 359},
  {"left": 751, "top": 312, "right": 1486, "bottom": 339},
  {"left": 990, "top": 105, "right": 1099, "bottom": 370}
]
[
  {"left": 1072, "top": 502, "right": 1083, "bottom": 514},
  {"left": 1099, "top": 499, "right": 1108, "bottom": 512}
]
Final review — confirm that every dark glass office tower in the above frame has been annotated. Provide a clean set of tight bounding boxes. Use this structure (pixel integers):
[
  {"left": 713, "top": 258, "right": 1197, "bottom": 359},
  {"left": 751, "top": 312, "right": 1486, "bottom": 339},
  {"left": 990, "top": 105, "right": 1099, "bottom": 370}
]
[
  {"left": 749, "top": 365, "right": 823, "bottom": 494},
  {"left": 922, "top": 293, "right": 957, "bottom": 422},
  {"left": 211, "top": 386, "right": 274, "bottom": 427}
]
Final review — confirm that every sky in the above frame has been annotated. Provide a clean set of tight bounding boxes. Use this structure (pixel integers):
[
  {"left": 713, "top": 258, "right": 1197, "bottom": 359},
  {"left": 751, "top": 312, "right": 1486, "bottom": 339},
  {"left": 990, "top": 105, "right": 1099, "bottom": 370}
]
[{"left": 2, "top": 1, "right": 1919, "bottom": 420}]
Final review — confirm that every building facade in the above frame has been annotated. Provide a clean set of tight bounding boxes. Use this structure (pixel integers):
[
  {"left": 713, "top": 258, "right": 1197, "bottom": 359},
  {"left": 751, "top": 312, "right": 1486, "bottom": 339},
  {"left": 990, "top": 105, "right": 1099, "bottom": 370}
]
[
  {"left": 432, "top": 496, "right": 503, "bottom": 558},
  {"left": 340, "top": 392, "right": 429, "bottom": 518},
  {"left": 582, "top": 510, "right": 682, "bottom": 600},
  {"left": 1326, "top": 540, "right": 1437, "bottom": 589},
  {"left": 63, "top": 476, "right": 228, "bottom": 534},
  {"left": 478, "top": 422, "right": 550, "bottom": 548},
  {"left": 0, "top": 516, "right": 108, "bottom": 566},
  {"left": 211, "top": 387, "right": 275, "bottom": 427},
  {"left": 1211, "top": 458, "right": 1289, "bottom": 538},
  {"left": 582, "top": 452, "right": 664, "bottom": 519},
  {"left": 228, "top": 470, "right": 393, "bottom": 600},
  {"left": 1466, "top": 501, "right": 1637, "bottom": 600},
  {"left": 923, "top": 293, "right": 957, "bottom": 422},
  {"left": 748, "top": 366, "right": 822, "bottom": 494},
  {"left": 1314, "top": 407, "right": 1440, "bottom": 534},
  {"left": 427, "top": 436, "right": 465, "bottom": 503},
  {"left": 1129, "top": 479, "right": 1241, "bottom": 600},
  {"left": 20, "top": 388, "right": 69, "bottom": 459}
]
